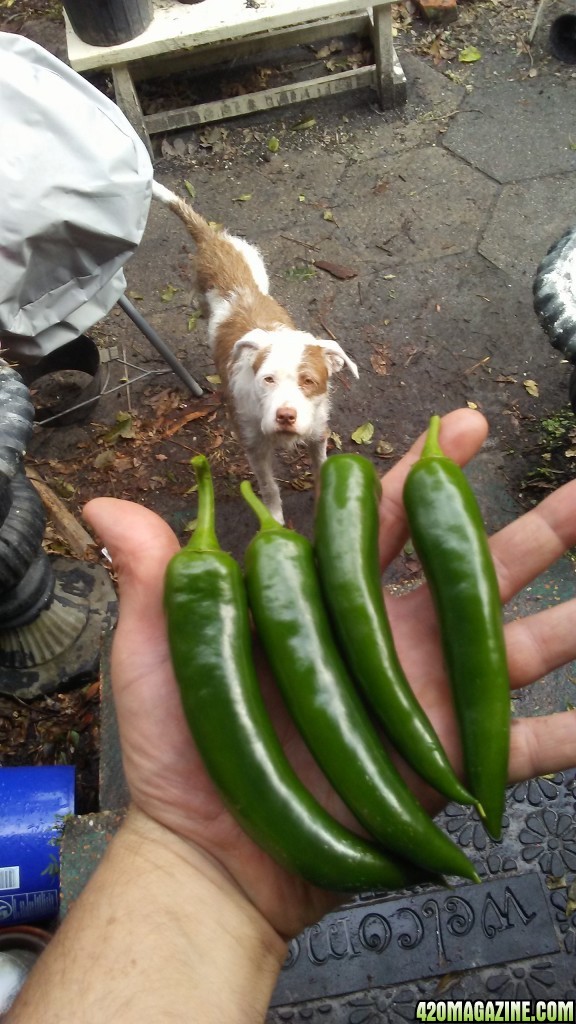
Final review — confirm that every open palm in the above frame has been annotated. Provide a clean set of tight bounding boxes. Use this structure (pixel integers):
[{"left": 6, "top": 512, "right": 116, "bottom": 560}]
[{"left": 83, "top": 408, "right": 576, "bottom": 939}]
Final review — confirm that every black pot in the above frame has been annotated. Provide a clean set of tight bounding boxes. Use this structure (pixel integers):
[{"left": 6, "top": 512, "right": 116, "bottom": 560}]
[
  {"left": 549, "top": 14, "right": 576, "bottom": 65},
  {"left": 17, "top": 335, "right": 101, "bottom": 427},
  {"left": 63, "top": 0, "right": 153, "bottom": 47}
]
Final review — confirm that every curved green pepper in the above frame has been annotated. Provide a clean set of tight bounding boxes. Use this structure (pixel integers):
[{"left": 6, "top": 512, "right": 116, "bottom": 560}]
[
  {"left": 314, "top": 452, "right": 476, "bottom": 808},
  {"left": 164, "top": 455, "right": 426, "bottom": 892},
  {"left": 241, "top": 480, "right": 480, "bottom": 882},
  {"left": 403, "top": 416, "right": 510, "bottom": 839}
]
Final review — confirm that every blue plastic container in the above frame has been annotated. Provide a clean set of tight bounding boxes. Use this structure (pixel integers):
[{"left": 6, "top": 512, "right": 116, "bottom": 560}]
[{"left": 0, "top": 766, "right": 75, "bottom": 926}]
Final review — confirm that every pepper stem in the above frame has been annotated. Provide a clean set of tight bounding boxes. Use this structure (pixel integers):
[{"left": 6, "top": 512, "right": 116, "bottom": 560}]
[
  {"left": 187, "top": 455, "right": 220, "bottom": 552},
  {"left": 240, "top": 481, "right": 280, "bottom": 531},
  {"left": 421, "top": 414, "right": 444, "bottom": 459}
]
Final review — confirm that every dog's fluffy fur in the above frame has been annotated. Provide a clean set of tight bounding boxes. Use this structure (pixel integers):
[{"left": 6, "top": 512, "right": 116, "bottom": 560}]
[{"left": 152, "top": 181, "right": 358, "bottom": 523}]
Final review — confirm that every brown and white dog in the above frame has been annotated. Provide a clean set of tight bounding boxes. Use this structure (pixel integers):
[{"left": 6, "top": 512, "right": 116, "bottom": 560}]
[{"left": 152, "top": 181, "right": 358, "bottom": 523}]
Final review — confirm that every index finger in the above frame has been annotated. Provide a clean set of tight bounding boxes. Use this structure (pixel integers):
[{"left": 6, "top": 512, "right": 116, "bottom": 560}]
[
  {"left": 491, "top": 479, "right": 576, "bottom": 604},
  {"left": 378, "top": 408, "right": 489, "bottom": 564}
]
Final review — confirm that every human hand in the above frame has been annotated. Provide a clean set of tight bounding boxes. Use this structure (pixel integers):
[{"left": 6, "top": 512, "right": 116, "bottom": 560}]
[{"left": 82, "top": 408, "right": 576, "bottom": 940}]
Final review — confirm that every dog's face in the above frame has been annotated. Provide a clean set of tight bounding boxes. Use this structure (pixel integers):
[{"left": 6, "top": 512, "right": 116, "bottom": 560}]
[{"left": 228, "top": 328, "right": 358, "bottom": 440}]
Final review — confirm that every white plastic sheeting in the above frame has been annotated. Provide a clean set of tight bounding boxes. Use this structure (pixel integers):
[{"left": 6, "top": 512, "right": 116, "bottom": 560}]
[{"left": 0, "top": 32, "right": 153, "bottom": 361}]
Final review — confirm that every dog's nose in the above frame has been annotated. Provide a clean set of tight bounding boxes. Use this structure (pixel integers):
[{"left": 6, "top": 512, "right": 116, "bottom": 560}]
[{"left": 276, "top": 407, "right": 297, "bottom": 428}]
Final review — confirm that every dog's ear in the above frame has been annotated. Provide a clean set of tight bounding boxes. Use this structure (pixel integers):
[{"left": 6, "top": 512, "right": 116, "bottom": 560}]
[
  {"left": 231, "top": 329, "right": 270, "bottom": 362},
  {"left": 318, "top": 340, "right": 359, "bottom": 379}
]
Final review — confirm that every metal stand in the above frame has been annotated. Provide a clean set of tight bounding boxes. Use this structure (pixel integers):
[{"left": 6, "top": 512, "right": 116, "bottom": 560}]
[{"left": 117, "top": 294, "right": 203, "bottom": 397}]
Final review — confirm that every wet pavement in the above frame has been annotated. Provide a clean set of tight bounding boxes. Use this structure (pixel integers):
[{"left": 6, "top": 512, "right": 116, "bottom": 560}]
[{"left": 5, "top": 0, "right": 576, "bottom": 1013}]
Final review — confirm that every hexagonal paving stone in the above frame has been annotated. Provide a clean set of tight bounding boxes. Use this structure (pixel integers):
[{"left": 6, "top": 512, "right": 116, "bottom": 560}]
[{"left": 443, "top": 79, "right": 576, "bottom": 184}]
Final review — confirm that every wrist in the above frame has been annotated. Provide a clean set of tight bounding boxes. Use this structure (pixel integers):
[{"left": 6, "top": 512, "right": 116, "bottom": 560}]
[
  {"left": 123, "top": 802, "right": 288, "bottom": 937},
  {"left": 9, "top": 805, "right": 287, "bottom": 1024},
  {"left": 117, "top": 805, "right": 288, "bottom": 1010}
]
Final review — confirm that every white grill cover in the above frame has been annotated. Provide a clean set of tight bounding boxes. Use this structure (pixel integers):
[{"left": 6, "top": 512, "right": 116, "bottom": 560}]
[{"left": 0, "top": 32, "right": 153, "bottom": 361}]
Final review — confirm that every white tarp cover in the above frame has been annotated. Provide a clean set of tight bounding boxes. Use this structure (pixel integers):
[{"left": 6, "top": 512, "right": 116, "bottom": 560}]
[{"left": 0, "top": 32, "right": 153, "bottom": 361}]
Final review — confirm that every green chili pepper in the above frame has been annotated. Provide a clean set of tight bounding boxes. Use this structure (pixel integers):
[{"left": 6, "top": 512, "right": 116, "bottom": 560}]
[
  {"left": 314, "top": 453, "right": 477, "bottom": 808},
  {"left": 164, "top": 455, "right": 426, "bottom": 892},
  {"left": 403, "top": 415, "right": 510, "bottom": 839},
  {"left": 241, "top": 480, "right": 480, "bottom": 882}
]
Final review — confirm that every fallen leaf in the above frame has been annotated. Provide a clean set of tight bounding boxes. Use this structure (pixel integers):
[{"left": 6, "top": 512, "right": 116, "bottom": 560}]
[
  {"left": 545, "top": 875, "right": 567, "bottom": 890},
  {"left": 172, "top": 138, "right": 187, "bottom": 157},
  {"left": 459, "top": 46, "right": 482, "bottom": 63},
  {"left": 161, "top": 284, "right": 178, "bottom": 302},
  {"left": 104, "top": 411, "right": 136, "bottom": 442},
  {"left": 370, "top": 345, "right": 390, "bottom": 375},
  {"left": 375, "top": 439, "right": 394, "bottom": 458},
  {"left": 184, "top": 180, "right": 196, "bottom": 198},
  {"left": 93, "top": 451, "right": 116, "bottom": 470},
  {"left": 233, "top": 194, "right": 252, "bottom": 202},
  {"left": 205, "top": 374, "right": 221, "bottom": 385},
  {"left": 199, "top": 126, "right": 229, "bottom": 149},
  {"left": 351, "top": 422, "right": 374, "bottom": 444},
  {"left": 323, "top": 210, "right": 335, "bottom": 222},
  {"left": 291, "top": 117, "right": 316, "bottom": 131},
  {"left": 162, "top": 406, "right": 218, "bottom": 438},
  {"left": 435, "top": 972, "right": 461, "bottom": 996},
  {"left": 567, "top": 881, "right": 576, "bottom": 916},
  {"left": 267, "top": 137, "right": 280, "bottom": 152},
  {"left": 291, "top": 476, "right": 314, "bottom": 492},
  {"left": 314, "top": 40, "right": 344, "bottom": 59},
  {"left": 330, "top": 431, "right": 342, "bottom": 450},
  {"left": 286, "top": 265, "right": 316, "bottom": 281},
  {"left": 524, "top": 379, "right": 539, "bottom": 397},
  {"left": 144, "top": 388, "right": 182, "bottom": 417},
  {"left": 208, "top": 432, "right": 225, "bottom": 450},
  {"left": 429, "top": 38, "right": 445, "bottom": 63},
  {"left": 313, "top": 260, "right": 357, "bottom": 280},
  {"left": 467, "top": 401, "right": 478, "bottom": 409}
]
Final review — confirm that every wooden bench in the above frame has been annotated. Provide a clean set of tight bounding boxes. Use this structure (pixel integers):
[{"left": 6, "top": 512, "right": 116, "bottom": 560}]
[{"left": 65, "top": 0, "right": 407, "bottom": 157}]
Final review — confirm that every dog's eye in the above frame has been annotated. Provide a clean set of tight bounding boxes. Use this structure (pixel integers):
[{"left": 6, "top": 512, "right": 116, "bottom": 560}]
[
  {"left": 301, "top": 376, "right": 317, "bottom": 389},
  {"left": 263, "top": 374, "right": 275, "bottom": 385}
]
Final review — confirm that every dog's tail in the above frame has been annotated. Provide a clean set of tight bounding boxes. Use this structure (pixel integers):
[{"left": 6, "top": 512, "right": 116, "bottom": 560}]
[{"left": 151, "top": 180, "right": 212, "bottom": 245}]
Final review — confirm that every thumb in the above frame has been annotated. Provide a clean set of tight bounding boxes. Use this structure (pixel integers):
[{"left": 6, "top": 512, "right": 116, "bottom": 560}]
[
  {"left": 82, "top": 497, "right": 181, "bottom": 683},
  {"left": 83, "top": 496, "right": 180, "bottom": 604}
]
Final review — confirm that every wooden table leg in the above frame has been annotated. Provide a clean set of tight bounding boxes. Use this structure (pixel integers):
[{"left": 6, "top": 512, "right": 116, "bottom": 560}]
[
  {"left": 111, "top": 64, "right": 154, "bottom": 159},
  {"left": 372, "top": 4, "right": 404, "bottom": 108}
]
